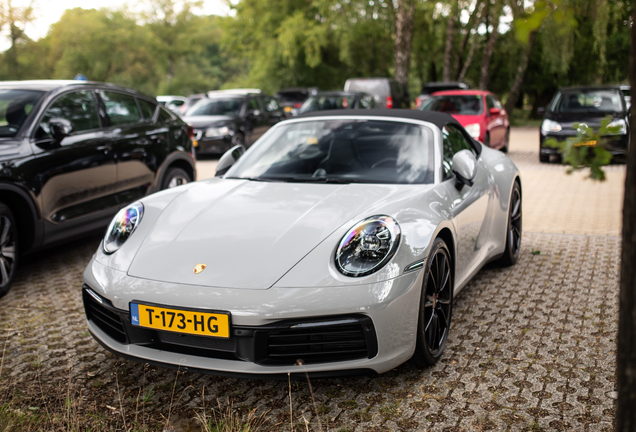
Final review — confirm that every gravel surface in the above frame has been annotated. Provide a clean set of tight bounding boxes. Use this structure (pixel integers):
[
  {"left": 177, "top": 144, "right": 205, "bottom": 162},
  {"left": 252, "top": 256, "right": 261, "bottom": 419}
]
[{"left": 0, "top": 128, "right": 622, "bottom": 431}]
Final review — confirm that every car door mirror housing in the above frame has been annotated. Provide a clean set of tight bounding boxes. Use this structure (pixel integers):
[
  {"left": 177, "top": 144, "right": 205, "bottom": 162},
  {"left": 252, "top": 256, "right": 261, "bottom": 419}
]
[
  {"left": 489, "top": 107, "right": 501, "bottom": 116},
  {"left": 215, "top": 144, "right": 246, "bottom": 177},
  {"left": 49, "top": 118, "right": 74, "bottom": 141},
  {"left": 451, "top": 149, "right": 477, "bottom": 189}
]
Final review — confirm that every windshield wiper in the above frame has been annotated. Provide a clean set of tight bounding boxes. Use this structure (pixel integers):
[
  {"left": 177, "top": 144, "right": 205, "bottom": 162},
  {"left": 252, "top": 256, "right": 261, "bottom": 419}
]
[{"left": 224, "top": 176, "right": 280, "bottom": 182}]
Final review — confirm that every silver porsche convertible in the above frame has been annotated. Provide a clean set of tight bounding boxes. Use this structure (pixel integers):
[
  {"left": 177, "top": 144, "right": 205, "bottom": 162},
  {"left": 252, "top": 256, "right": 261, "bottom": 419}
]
[{"left": 82, "top": 110, "right": 521, "bottom": 378}]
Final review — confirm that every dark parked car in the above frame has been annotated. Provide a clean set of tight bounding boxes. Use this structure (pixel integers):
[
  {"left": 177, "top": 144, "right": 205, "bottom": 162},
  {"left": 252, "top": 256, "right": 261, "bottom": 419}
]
[
  {"left": 540, "top": 86, "right": 629, "bottom": 163},
  {"left": 0, "top": 80, "right": 196, "bottom": 297},
  {"left": 415, "top": 82, "right": 471, "bottom": 108},
  {"left": 343, "top": 78, "right": 409, "bottom": 109},
  {"left": 297, "top": 91, "right": 375, "bottom": 114},
  {"left": 184, "top": 90, "right": 286, "bottom": 155},
  {"left": 275, "top": 87, "right": 318, "bottom": 116}
]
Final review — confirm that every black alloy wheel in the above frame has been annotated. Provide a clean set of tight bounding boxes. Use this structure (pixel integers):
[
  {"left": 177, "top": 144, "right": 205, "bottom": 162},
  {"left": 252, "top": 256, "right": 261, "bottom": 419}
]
[
  {"left": 0, "top": 203, "right": 18, "bottom": 298},
  {"left": 499, "top": 181, "right": 522, "bottom": 266},
  {"left": 161, "top": 167, "right": 192, "bottom": 190},
  {"left": 411, "top": 238, "right": 453, "bottom": 367}
]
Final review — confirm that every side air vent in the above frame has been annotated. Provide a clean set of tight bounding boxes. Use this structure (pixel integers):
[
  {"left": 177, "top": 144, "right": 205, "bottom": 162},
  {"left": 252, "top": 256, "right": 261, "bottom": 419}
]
[{"left": 82, "top": 286, "right": 127, "bottom": 344}]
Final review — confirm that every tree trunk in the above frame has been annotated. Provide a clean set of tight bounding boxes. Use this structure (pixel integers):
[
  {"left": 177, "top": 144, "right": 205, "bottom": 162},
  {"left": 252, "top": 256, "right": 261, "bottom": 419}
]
[
  {"left": 394, "top": 0, "right": 416, "bottom": 87},
  {"left": 442, "top": 0, "right": 458, "bottom": 82},
  {"left": 453, "top": 0, "right": 483, "bottom": 81},
  {"left": 615, "top": 2, "right": 636, "bottom": 430},
  {"left": 479, "top": 0, "right": 501, "bottom": 90},
  {"left": 504, "top": 30, "right": 537, "bottom": 115},
  {"left": 458, "top": 29, "right": 480, "bottom": 82}
]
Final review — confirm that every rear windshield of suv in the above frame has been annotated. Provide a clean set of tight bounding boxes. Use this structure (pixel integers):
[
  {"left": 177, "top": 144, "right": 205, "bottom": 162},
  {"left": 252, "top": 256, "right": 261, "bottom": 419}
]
[
  {"left": 187, "top": 98, "right": 244, "bottom": 116},
  {"left": 0, "top": 89, "right": 45, "bottom": 138},
  {"left": 551, "top": 89, "right": 624, "bottom": 113},
  {"left": 276, "top": 91, "right": 308, "bottom": 103},
  {"left": 420, "top": 95, "right": 483, "bottom": 115},
  {"left": 345, "top": 79, "right": 388, "bottom": 96}
]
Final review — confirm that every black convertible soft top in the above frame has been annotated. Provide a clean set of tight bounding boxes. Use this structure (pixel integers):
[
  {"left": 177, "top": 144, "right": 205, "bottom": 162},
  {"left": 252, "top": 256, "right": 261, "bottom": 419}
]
[{"left": 296, "top": 108, "right": 462, "bottom": 130}]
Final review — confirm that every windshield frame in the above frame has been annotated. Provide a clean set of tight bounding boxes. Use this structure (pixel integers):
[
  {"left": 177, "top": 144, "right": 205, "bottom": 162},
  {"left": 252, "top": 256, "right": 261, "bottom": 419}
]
[{"left": 224, "top": 115, "right": 443, "bottom": 185}]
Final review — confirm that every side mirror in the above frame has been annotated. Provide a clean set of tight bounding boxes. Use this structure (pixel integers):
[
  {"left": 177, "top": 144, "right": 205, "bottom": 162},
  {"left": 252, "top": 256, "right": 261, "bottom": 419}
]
[
  {"left": 49, "top": 118, "right": 74, "bottom": 141},
  {"left": 537, "top": 107, "right": 546, "bottom": 115},
  {"left": 489, "top": 107, "right": 501, "bottom": 116},
  {"left": 451, "top": 149, "right": 477, "bottom": 189},
  {"left": 215, "top": 144, "right": 245, "bottom": 177}
]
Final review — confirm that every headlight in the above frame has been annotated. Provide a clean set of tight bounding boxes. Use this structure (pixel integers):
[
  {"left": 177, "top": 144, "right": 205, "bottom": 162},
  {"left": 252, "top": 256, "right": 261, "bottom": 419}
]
[
  {"left": 607, "top": 118, "right": 627, "bottom": 135},
  {"left": 103, "top": 202, "right": 144, "bottom": 254},
  {"left": 335, "top": 215, "right": 401, "bottom": 277},
  {"left": 205, "top": 126, "right": 230, "bottom": 137},
  {"left": 464, "top": 123, "right": 480, "bottom": 139},
  {"left": 541, "top": 119, "right": 562, "bottom": 134}
]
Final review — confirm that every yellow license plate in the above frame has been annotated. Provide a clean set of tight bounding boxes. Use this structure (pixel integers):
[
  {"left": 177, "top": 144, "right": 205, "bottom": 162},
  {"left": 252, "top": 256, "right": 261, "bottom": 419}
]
[
  {"left": 575, "top": 140, "right": 597, "bottom": 147},
  {"left": 130, "top": 303, "right": 230, "bottom": 338},
  {"left": 284, "top": 106, "right": 292, "bottom": 113}
]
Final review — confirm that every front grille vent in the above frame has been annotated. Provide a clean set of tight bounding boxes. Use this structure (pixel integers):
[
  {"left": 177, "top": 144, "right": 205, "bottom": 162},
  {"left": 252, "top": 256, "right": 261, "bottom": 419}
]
[
  {"left": 82, "top": 287, "right": 127, "bottom": 344},
  {"left": 263, "top": 319, "right": 372, "bottom": 365}
]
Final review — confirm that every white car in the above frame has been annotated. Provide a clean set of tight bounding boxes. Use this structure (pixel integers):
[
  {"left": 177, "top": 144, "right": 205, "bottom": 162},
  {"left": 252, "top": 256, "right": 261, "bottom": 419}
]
[
  {"left": 82, "top": 110, "right": 522, "bottom": 378},
  {"left": 157, "top": 95, "right": 187, "bottom": 114}
]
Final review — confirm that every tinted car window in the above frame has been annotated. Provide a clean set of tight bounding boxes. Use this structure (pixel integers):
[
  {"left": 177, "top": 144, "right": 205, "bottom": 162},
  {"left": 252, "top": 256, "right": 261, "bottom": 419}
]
[
  {"left": 421, "top": 95, "right": 483, "bottom": 115},
  {"left": 298, "top": 95, "right": 356, "bottom": 114},
  {"left": 138, "top": 99, "right": 157, "bottom": 121},
  {"left": 38, "top": 90, "right": 100, "bottom": 138},
  {"left": 158, "top": 107, "right": 175, "bottom": 124},
  {"left": 275, "top": 91, "right": 308, "bottom": 103},
  {"left": 0, "top": 89, "right": 44, "bottom": 138},
  {"left": 248, "top": 98, "right": 260, "bottom": 111},
  {"left": 101, "top": 91, "right": 142, "bottom": 126},
  {"left": 187, "top": 98, "right": 243, "bottom": 116},
  {"left": 442, "top": 124, "right": 474, "bottom": 177},
  {"left": 551, "top": 89, "right": 624, "bottom": 113},
  {"left": 486, "top": 96, "right": 495, "bottom": 110}
]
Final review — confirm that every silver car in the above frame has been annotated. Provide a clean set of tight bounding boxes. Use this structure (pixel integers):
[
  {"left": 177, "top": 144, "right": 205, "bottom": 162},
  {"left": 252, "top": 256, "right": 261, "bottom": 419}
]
[{"left": 82, "top": 109, "right": 522, "bottom": 378}]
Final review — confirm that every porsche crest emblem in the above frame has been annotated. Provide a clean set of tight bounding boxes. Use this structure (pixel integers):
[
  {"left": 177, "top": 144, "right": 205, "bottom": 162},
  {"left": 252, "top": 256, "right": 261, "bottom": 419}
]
[{"left": 193, "top": 264, "right": 207, "bottom": 274}]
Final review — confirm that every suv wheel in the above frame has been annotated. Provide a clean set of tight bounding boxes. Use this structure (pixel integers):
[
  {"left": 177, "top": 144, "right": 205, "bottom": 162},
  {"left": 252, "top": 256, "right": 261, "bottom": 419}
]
[{"left": 0, "top": 203, "right": 18, "bottom": 298}]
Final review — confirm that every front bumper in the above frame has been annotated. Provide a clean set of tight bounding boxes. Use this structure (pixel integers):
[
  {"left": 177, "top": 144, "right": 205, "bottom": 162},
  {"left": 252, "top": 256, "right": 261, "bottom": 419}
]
[
  {"left": 193, "top": 132, "right": 233, "bottom": 155},
  {"left": 540, "top": 131, "right": 629, "bottom": 156},
  {"left": 82, "top": 258, "right": 423, "bottom": 377}
]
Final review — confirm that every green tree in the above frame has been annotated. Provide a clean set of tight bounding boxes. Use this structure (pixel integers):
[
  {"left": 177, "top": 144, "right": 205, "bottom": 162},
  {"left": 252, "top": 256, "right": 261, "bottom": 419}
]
[{"left": 0, "top": 0, "right": 35, "bottom": 79}]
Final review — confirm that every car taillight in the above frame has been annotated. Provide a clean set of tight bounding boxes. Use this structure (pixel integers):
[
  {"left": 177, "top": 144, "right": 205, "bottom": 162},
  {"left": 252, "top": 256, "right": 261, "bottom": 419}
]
[
  {"left": 293, "top": 102, "right": 302, "bottom": 108},
  {"left": 415, "top": 97, "right": 421, "bottom": 108},
  {"left": 386, "top": 96, "right": 393, "bottom": 109},
  {"left": 187, "top": 124, "right": 195, "bottom": 140}
]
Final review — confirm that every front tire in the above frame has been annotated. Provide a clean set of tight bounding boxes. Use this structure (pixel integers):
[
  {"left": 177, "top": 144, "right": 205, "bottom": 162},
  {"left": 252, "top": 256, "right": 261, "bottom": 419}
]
[
  {"left": 498, "top": 181, "right": 522, "bottom": 266},
  {"left": 501, "top": 128, "right": 510, "bottom": 153},
  {"left": 161, "top": 167, "right": 192, "bottom": 190},
  {"left": 0, "top": 203, "right": 18, "bottom": 298},
  {"left": 411, "top": 238, "right": 453, "bottom": 367}
]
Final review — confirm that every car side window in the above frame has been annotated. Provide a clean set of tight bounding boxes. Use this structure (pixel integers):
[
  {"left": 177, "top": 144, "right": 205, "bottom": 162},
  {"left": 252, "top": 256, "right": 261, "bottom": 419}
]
[
  {"left": 37, "top": 90, "right": 100, "bottom": 139},
  {"left": 158, "top": 107, "right": 175, "bottom": 125},
  {"left": 442, "top": 124, "right": 475, "bottom": 178},
  {"left": 359, "top": 96, "right": 369, "bottom": 109},
  {"left": 138, "top": 99, "right": 157, "bottom": 121},
  {"left": 100, "top": 91, "right": 142, "bottom": 126},
  {"left": 486, "top": 96, "right": 496, "bottom": 111},
  {"left": 491, "top": 96, "right": 502, "bottom": 109},
  {"left": 248, "top": 98, "right": 260, "bottom": 112}
]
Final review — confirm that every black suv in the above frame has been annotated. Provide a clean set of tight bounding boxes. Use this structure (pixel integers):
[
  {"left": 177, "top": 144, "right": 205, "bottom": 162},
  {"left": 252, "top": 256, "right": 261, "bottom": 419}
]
[
  {"left": 0, "top": 80, "right": 196, "bottom": 297},
  {"left": 540, "top": 86, "right": 630, "bottom": 162},
  {"left": 184, "top": 90, "right": 286, "bottom": 155}
]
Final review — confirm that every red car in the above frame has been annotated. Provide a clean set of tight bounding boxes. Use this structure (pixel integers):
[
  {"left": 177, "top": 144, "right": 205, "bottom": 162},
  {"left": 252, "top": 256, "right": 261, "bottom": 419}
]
[{"left": 418, "top": 90, "right": 510, "bottom": 151}]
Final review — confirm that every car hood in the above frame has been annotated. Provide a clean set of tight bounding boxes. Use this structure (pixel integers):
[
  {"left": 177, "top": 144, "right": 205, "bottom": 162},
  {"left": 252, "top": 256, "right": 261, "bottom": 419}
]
[
  {"left": 184, "top": 115, "right": 236, "bottom": 128},
  {"left": 127, "top": 179, "right": 411, "bottom": 289},
  {"left": 548, "top": 111, "right": 623, "bottom": 129}
]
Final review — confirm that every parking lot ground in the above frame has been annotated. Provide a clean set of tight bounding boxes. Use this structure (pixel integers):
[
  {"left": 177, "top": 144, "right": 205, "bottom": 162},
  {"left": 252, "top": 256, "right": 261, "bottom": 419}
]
[{"left": 0, "top": 127, "right": 622, "bottom": 431}]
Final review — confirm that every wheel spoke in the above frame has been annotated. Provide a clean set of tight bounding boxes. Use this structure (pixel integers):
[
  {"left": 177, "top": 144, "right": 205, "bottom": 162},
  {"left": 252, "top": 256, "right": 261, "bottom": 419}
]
[
  {"left": 512, "top": 225, "right": 521, "bottom": 240},
  {"left": 427, "top": 313, "right": 437, "bottom": 348},
  {"left": 2, "top": 245, "right": 15, "bottom": 261},
  {"left": 436, "top": 254, "right": 446, "bottom": 293},
  {"left": 0, "top": 218, "right": 9, "bottom": 246},
  {"left": 0, "top": 257, "right": 9, "bottom": 285},
  {"left": 424, "top": 295, "right": 435, "bottom": 309},
  {"left": 428, "top": 267, "right": 437, "bottom": 292},
  {"left": 438, "top": 307, "right": 448, "bottom": 329}
]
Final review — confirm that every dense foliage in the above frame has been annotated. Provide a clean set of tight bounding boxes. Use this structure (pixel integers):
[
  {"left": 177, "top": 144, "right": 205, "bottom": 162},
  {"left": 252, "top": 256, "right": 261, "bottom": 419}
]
[{"left": 0, "top": 0, "right": 630, "bottom": 111}]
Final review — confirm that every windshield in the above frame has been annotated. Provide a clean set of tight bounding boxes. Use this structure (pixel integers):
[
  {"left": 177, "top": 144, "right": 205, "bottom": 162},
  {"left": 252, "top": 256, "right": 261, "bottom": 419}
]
[
  {"left": 226, "top": 119, "right": 435, "bottom": 184},
  {"left": 420, "top": 95, "right": 483, "bottom": 115},
  {"left": 0, "top": 89, "right": 45, "bottom": 138},
  {"left": 298, "top": 95, "right": 356, "bottom": 114},
  {"left": 276, "top": 91, "right": 308, "bottom": 103},
  {"left": 186, "top": 98, "right": 243, "bottom": 116},
  {"left": 551, "top": 89, "right": 624, "bottom": 113}
]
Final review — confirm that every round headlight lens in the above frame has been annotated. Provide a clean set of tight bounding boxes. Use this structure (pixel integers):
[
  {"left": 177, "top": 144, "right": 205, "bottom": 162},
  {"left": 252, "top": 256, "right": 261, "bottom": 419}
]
[
  {"left": 335, "top": 215, "right": 401, "bottom": 277},
  {"left": 103, "top": 202, "right": 144, "bottom": 254}
]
